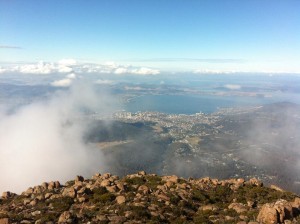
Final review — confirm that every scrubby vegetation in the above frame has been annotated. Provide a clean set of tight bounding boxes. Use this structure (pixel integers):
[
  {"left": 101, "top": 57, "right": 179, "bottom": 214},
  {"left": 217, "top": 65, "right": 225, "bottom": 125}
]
[{"left": 0, "top": 172, "right": 299, "bottom": 223}]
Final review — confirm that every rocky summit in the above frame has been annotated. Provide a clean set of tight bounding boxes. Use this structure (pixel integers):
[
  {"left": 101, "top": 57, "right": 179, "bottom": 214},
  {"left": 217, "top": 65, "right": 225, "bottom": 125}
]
[{"left": 1, "top": 172, "right": 300, "bottom": 224}]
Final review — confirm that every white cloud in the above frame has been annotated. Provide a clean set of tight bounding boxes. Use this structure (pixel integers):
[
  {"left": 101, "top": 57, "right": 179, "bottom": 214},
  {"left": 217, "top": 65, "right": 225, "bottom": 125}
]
[
  {"left": 131, "top": 67, "right": 160, "bottom": 75},
  {"left": 18, "top": 61, "right": 55, "bottom": 74},
  {"left": 8, "top": 59, "right": 77, "bottom": 75},
  {"left": 0, "top": 59, "right": 161, "bottom": 76},
  {"left": 114, "top": 67, "right": 128, "bottom": 74},
  {"left": 51, "top": 72, "right": 78, "bottom": 87},
  {"left": 224, "top": 84, "right": 241, "bottom": 90},
  {"left": 67, "top": 73, "right": 77, "bottom": 79},
  {"left": 0, "top": 67, "right": 7, "bottom": 73},
  {"left": 58, "top": 66, "right": 73, "bottom": 73},
  {"left": 51, "top": 78, "right": 73, "bottom": 87},
  {"left": 113, "top": 66, "right": 159, "bottom": 75},
  {"left": 0, "top": 83, "right": 115, "bottom": 193}
]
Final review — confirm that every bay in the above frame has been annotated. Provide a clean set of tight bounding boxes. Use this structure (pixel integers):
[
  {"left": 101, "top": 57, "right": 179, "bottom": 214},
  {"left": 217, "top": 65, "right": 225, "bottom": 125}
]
[{"left": 124, "top": 94, "right": 295, "bottom": 114}]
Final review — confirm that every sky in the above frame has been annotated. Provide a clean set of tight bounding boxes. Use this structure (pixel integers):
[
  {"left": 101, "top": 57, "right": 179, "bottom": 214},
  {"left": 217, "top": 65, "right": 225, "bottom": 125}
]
[{"left": 1, "top": 0, "right": 300, "bottom": 73}]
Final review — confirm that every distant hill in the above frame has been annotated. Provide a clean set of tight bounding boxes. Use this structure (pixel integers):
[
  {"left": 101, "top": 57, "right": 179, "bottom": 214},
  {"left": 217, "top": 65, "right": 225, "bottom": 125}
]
[{"left": 1, "top": 172, "right": 300, "bottom": 224}]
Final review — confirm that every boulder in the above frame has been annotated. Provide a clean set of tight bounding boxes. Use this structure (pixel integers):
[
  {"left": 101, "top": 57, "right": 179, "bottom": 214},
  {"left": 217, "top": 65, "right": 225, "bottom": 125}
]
[
  {"left": 48, "top": 181, "right": 60, "bottom": 190},
  {"left": 270, "top": 185, "right": 285, "bottom": 192},
  {"left": 138, "top": 185, "right": 149, "bottom": 194},
  {"left": 291, "top": 197, "right": 300, "bottom": 210},
  {"left": 0, "top": 218, "right": 10, "bottom": 224},
  {"left": 116, "top": 182, "right": 126, "bottom": 191},
  {"left": 1, "top": 192, "right": 14, "bottom": 199},
  {"left": 199, "top": 204, "right": 219, "bottom": 211},
  {"left": 162, "top": 175, "right": 178, "bottom": 183},
  {"left": 22, "top": 187, "right": 34, "bottom": 196},
  {"left": 23, "top": 198, "right": 31, "bottom": 205},
  {"left": 239, "top": 215, "right": 249, "bottom": 221},
  {"left": 54, "top": 181, "right": 61, "bottom": 188},
  {"left": 228, "top": 203, "right": 248, "bottom": 213},
  {"left": 257, "top": 199, "right": 293, "bottom": 224},
  {"left": 44, "top": 193, "right": 53, "bottom": 199},
  {"left": 41, "top": 182, "right": 48, "bottom": 190},
  {"left": 247, "top": 200, "right": 256, "bottom": 208},
  {"left": 225, "top": 215, "right": 234, "bottom": 221},
  {"left": 48, "top": 182, "right": 55, "bottom": 190},
  {"left": 77, "top": 196, "right": 87, "bottom": 203},
  {"left": 257, "top": 202, "right": 279, "bottom": 224},
  {"left": 92, "top": 173, "right": 101, "bottom": 179},
  {"left": 62, "top": 187, "right": 76, "bottom": 198},
  {"left": 116, "top": 195, "right": 126, "bottom": 204},
  {"left": 138, "top": 171, "right": 146, "bottom": 176},
  {"left": 75, "top": 175, "right": 84, "bottom": 182},
  {"left": 58, "top": 211, "right": 74, "bottom": 223},
  {"left": 165, "top": 181, "right": 173, "bottom": 188},
  {"left": 31, "top": 210, "right": 41, "bottom": 216},
  {"left": 33, "top": 186, "right": 43, "bottom": 194},
  {"left": 100, "top": 180, "right": 111, "bottom": 187},
  {"left": 102, "top": 173, "right": 111, "bottom": 179},
  {"left": 157, "top": 193, "right": 170, "bottom": 201},
  {"left": 106, "top": 186, "right": 117, "bottom": 193},
  {"left": 247, "top": 178, "right": 263, "bottom": 187},
  {"left": 274, "top": 200, "right": 293, "bottom": 222},
  {"left": 36, "top": 195, "right": 45, "bottom": 201},
  {"left": 29, "top": 199, "right": 38, "bottom": 206}
]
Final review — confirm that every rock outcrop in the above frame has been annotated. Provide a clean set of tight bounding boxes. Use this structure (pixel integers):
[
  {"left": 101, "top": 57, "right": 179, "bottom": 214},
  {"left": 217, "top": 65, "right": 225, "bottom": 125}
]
[
  {"left": 0, "top": 172, "right": 299, "bottom": 223},
  {"left": 257, "top": 198, "right": 300, "bottom": 224}
]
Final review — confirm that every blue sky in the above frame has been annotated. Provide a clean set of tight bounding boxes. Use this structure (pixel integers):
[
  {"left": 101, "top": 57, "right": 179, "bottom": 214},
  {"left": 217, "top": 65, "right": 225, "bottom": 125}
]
[{"left": 1, "top": 0, "right": 300, "bottom": 72}]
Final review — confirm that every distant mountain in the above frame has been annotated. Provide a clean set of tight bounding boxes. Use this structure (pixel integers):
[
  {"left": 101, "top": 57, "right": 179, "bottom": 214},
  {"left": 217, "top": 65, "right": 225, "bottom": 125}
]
[{"left": 1, "top": 172, "right": 300, "bottom": 223}]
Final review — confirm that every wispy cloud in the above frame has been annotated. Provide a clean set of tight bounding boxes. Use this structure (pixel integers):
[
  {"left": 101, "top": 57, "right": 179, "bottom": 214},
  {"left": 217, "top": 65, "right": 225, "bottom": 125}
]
[{"left": 0, "top": 45, "right": 22, "bottom": 49}]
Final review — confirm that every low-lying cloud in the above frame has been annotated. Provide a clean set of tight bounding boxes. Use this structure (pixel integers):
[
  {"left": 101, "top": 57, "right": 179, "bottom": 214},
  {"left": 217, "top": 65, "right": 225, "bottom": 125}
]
[
  {"left": 51, "top": 73, "right": 78, "bottom": 87},
  {"left": 0, "top": 59, "right": 160, "bottom": 76},
  {"left": 0, "top": 82, "right": 115, "bottom": 193},
  {"left": 114, "top": 66, "right": 160, "bottom": 75},
  {"left": 51, "top": 78, "right": 73, "bottom": 87}
]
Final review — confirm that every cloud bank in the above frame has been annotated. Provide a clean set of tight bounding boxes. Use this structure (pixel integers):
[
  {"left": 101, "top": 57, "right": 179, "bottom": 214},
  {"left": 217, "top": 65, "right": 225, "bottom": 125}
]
[
  {"left": 0, "top": 59, "right": 160, "bottom": 76},
  {"left": 0, "top": 82, "right": 115, "bottom": 193}
]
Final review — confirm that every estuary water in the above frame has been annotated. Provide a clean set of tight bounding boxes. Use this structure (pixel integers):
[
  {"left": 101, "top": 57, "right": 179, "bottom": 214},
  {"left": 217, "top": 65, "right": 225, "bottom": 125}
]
[{"left": 124, "top": 94, "right": 299, "bottom": 114}]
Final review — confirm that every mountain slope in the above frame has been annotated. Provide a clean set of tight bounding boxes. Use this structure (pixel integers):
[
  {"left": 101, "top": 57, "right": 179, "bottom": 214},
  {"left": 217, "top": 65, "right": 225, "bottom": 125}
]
[{"left": 1, "top": 172, "right": 300, "bottom": 224}]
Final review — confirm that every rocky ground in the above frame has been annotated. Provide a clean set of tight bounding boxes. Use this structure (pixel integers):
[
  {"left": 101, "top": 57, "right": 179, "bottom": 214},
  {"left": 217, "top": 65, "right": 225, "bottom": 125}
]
[{"left": 1, "top": 172, "right": 300, "bottom": 224}]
